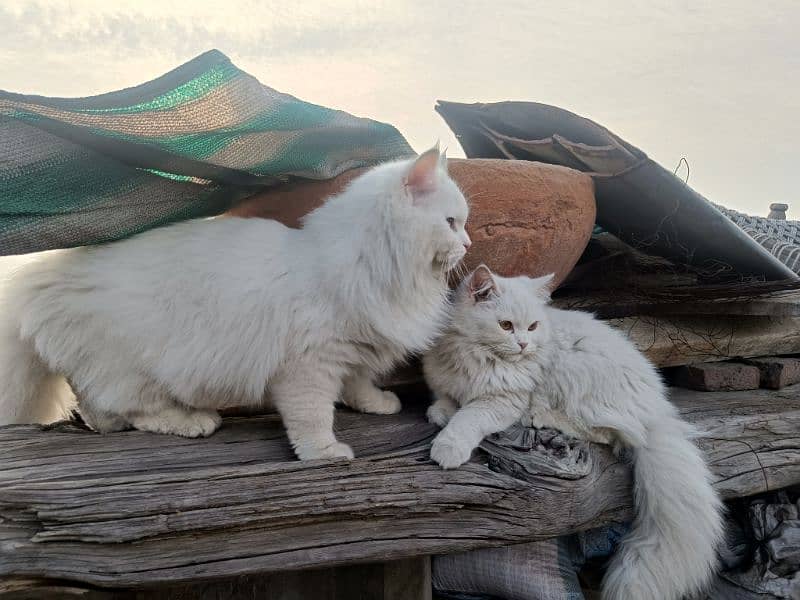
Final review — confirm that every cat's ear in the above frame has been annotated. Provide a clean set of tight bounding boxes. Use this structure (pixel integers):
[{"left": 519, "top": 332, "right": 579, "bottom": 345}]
[
  {"left": 529, "top": 273, "right": 555, "bottom": 301},
  {"left": 468, "top": 264, "right": 498, "bottom": 303},
  {"left": 404, "top": 145, "right": 441, "bottom": 200},
  {"left": 439, "top": 146, "right": 448, "bottom": 170}
]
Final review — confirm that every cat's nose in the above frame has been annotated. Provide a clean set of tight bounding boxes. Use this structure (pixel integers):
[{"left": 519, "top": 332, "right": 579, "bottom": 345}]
[
  {"left": 518, "top": 341, "right": 528, "bottom": 350},
  {"left": 463, "top": 240, "right": 471, "bottom": 250}
]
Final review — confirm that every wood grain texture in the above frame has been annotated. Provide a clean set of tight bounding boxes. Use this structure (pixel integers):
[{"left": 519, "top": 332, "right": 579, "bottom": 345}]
[
  {"left": 608, "top": 315, "right": 800, "bottom": 367},
  {"left": 555, "top": 288, "right": 800, "bottom": 319},
  {"left": 1, "top": 388, "right": 798, "bottom": 589}
]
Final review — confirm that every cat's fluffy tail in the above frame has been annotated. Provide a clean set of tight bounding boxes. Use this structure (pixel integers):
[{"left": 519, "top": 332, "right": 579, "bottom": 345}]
[
  {"left": 602, "top": 416, "right": 724, "bottom": 600},
  {"left": 0, "top": 273, "right": 75, "bottom": 425}
]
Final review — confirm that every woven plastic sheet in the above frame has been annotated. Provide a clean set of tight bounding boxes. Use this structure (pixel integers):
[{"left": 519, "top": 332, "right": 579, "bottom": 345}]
[
  {"left": 717, "top": 204, "right": 800, "bottom": 274},
  {"left": 0, "top": 50, "right": 413, "bottom": 255}
]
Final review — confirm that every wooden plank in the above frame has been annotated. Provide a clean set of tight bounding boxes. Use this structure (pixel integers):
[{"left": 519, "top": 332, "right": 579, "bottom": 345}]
[
  {"left": 672, "top": 387, "right": 800, "bottom": 498},
  {"left": 609, "top": 315, "right": 800, "bottom": 367},
  {"left": 554, "top": 288, "right": 800, "bottom": 319},
  {"left": 1, "top": 389, "right": 798, "bottom": 589}
]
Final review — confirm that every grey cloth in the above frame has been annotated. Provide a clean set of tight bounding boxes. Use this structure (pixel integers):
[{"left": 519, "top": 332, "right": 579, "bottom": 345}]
[
  {"left": 433, "top": 539, "right": 585, "bottom": 600},
  {"left": 705, "top": 490, "right": 800, "bottom": 600},
  {"left": 431, "top": 525, "right": 629, "bottom": 600}
]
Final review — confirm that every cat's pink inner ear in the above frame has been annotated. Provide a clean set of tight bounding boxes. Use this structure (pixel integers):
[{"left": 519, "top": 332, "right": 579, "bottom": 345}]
[
  {"left": 469, "top": 265, "right": 497, "bottom": 302},
  {"left": 405, "top": 147, "right": 441, "bottom": 199}
]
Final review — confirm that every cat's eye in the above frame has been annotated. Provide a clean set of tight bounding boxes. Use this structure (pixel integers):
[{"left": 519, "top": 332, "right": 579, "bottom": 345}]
[
  {"left": 499, "top": 320, "right": 514, "bottom": 331},
  {"left": 528, "top": 321, "right": 539, "bottom": 331},
  {"left": 446, "top": 217, "right": 456, "bottom": 230}
]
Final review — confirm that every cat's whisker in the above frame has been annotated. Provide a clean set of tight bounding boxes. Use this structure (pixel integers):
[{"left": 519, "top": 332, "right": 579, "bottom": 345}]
[{"left": 452, "top": 262, "right": 468, "bottom": 282}]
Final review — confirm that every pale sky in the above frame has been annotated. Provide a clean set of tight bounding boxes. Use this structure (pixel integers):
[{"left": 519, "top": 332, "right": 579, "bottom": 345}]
[{"left": 2, "top": 0, "right": 798, "bottom": 217}]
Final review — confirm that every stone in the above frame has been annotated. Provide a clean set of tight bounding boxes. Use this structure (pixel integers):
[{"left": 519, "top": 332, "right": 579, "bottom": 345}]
[
  {"left": 768, "top": 203, "right": 789, "bottom": 220},
  {"left": 745, "top": 356, "right": 800, "bottom": 390},
  {"left": 228, "top": 158, "right": 596, "bottom": 288},
  {"left": 678, "top": 362, "right": 761, "bottom": 392}
]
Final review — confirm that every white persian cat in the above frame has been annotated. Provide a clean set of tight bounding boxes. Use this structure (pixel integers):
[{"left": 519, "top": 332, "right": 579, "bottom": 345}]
[
  {"left": 423, "top": 265, "right": 723, "bottom": 600},
  {"left": 0, "top": 146, "right": 471, "bottom": 460}
]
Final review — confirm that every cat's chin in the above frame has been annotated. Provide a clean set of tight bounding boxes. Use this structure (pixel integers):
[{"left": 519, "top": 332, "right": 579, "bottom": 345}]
[{"left": 479, "top": 345, "right": 523, "bottom": 361}]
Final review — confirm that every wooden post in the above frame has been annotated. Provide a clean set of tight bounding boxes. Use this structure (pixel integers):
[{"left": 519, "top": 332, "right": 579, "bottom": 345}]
[{"left": 768, "top": 203, "right": 788, "bottom": 219}]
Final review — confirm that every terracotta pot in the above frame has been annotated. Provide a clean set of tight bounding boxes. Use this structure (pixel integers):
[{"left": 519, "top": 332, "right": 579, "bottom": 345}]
[{"left": 228, "top": 158, "right": 596, "bottom": 287}]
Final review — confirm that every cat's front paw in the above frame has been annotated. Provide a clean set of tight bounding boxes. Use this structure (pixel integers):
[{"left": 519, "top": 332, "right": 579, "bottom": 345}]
[
  {"left": 426, "top": 402, "right": 453, "bottom": 428},
  {"left": 295, "top": 441, "right": 355, "bottom": 461},
  {"left": 430, "top": 434, "right": 473, "bottom": 469}
]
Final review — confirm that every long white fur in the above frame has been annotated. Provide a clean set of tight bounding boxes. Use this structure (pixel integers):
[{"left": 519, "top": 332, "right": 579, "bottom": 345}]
[
  {"left": 422, "top": 266, "right": 724, "bottom": 600},
  {"left": 0, "top": 147, "right": 471, "bottom": 461}
]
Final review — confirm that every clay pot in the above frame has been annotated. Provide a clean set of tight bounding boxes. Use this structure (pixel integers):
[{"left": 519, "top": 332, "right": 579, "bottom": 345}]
[{"left": 228, "top": 158, "right": 596, "bottom": 287}]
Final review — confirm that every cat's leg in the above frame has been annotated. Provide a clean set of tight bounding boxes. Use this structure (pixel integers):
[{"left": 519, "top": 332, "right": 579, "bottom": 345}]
[
  {"left": 426, "top": 392, "right": 459, "bottom": 428},
  {"left": 431, "top": 395, "right": 525, "bottom": 469},
  {"left": 341, "top": 371, "right": 402, "bottom": 415},
  {"left": 271, "top": 365, "right": 353, "bottom": 461},
  {"left": 130, "top": 405, "right": 222, "bottom": 438},
  {"left": 79, "top": 400, "right": 130, "bottom": 433},
  {"left": 79, "top": 376, "right": 221, "bottom": 438}
]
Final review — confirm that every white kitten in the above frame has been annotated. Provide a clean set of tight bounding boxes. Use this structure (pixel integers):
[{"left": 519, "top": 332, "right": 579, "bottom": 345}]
[
  {"left": 423, "top": 265, "right": 724, "bottom": 600},
  {"left": 0, "top": 146, "right": 471, "bottom": 461}
]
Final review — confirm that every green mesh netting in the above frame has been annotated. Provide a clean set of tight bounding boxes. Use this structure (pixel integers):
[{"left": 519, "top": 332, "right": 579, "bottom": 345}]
[{"left": 0, "top": 50, "right": 414, "bottom": 255}]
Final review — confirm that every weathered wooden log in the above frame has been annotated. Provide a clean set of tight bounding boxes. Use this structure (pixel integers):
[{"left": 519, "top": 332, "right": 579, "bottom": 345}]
[
  {"left": 609, "top": 315, "right": 800, "bottom": 368},
  {"left": 1, "top": 387, "right": 798, "bottom": 589},
  {"left": 555, "top": 287, "right": 800, "bottom": 319}
]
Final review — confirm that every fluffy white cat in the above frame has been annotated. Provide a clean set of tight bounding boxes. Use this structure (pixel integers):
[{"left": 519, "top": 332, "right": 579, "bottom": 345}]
[
  {"left": 0, "top": 146, "right": 471, "bottom": 461},
  {"left": 423, "top": 266, "right": 724, "bottom": 600}
]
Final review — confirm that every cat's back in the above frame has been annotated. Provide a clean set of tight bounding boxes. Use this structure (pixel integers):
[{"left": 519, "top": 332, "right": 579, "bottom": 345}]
[
  {"left": 92, "top": 216, "right": 292, "bottom": 279},
  {"left": 11, "top": 216, "right": 300, "bottom": 343},
  {"left": 545, "top": 306, "right": 660, "bottom": 383},
  {"left": 20, "top": 216, "right": 291, "bottom": 293},
  {"left": 7, "top": 216, "right": 313, "bottom": 401}
]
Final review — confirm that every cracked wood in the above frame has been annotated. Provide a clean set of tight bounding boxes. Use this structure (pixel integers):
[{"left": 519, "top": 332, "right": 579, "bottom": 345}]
[{"left": 1, "top": 387, "right": 798, "bottom": 588}]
